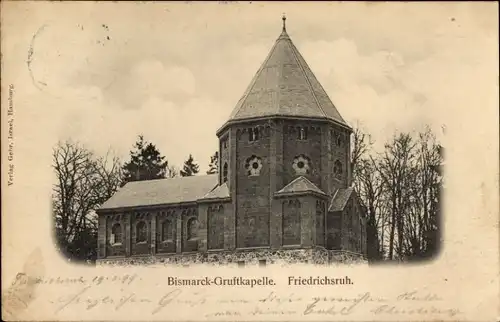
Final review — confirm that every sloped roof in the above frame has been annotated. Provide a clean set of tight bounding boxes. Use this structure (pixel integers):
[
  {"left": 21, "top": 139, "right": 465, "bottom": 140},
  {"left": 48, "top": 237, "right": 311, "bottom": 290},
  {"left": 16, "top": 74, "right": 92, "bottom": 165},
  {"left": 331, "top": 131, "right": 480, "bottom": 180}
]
[
  {"left": 224, "top": 19, "right": 348, "bottom": 128},
  {"left": 275, "top": 176, "right": 326, "bottom": 196},
  {"left": 99, "top": 175, "right": 219, "bottom": 210},
  {"left": 329, "top": 187, "right": 354, "bottom": 212},
  {"left": 199, "top": 182, "right": 230, "bottom": 201}
]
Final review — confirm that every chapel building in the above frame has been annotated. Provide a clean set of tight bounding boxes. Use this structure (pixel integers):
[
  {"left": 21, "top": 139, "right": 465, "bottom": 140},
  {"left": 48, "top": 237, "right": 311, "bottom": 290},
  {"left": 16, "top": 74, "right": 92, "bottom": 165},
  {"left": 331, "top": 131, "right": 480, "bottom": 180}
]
[{"left": 96, "top": 17, "right": 367, "bottom": 266}]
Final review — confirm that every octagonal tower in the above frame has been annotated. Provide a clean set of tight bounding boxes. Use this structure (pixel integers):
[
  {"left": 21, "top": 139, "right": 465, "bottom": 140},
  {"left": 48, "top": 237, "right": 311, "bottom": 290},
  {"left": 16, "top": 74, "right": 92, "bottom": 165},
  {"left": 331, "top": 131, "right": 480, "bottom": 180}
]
[{"left": 216, "top": 16, "right": 356, "bottom": 251}]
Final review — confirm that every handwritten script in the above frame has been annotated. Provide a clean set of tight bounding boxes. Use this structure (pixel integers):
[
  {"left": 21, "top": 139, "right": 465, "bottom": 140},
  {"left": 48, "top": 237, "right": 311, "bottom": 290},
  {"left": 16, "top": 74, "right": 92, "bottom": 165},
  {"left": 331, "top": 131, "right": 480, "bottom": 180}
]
[{"left": 9, "top": 272, "right": 461, "bottom": 320}]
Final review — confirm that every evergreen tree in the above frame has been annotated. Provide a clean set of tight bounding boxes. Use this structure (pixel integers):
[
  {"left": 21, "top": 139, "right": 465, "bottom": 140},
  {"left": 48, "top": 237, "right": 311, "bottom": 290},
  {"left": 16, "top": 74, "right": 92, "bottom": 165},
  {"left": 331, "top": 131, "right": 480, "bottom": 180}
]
[
  {"left": 180, "top": 154, "right": 200, "bottom": 177},
  {"left": 122, "top": 135, "right": 169, "bottom": 184},
  {"left": 206, "top": 151, "right": 219, "bottom": 174}
]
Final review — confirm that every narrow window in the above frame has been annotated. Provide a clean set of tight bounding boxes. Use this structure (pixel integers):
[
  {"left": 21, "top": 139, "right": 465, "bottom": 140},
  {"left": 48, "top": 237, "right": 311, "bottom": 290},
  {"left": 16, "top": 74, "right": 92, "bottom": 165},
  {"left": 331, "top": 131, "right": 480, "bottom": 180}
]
[
  {"left": 187, "top": 217, "right": 198, "bottom": 240},
  {"left": 136, "top": 221, "right": 147, "bottom": 243},
  {"left": 111, "top": 223, "right": 122, "bottom": 245},
  {"left": 248, "top": 128, "right": 255, "bottom": 142},
  {"left": 223, "top": 139, "right": 227, "bottom": 149},
  {"left": 282, "top": 200, "right": 301, "bottom": 246},
  {"left": 223, "top": 163, "right": 228, "bottom": 183},
  {"left": 298, "top": 127, "right": 308, "bottom": 140},
  {"left": 334, "top": 160, "right": 343, "bottom": 178},
  {"left": 336, "top": 133, "right": 343, "bottom": 146},
  {"left": 162, "top": 220, "right": 173, "bottom": 241},
  {"left": 249, "top": 127, "right": 259, "bottom": 142}
]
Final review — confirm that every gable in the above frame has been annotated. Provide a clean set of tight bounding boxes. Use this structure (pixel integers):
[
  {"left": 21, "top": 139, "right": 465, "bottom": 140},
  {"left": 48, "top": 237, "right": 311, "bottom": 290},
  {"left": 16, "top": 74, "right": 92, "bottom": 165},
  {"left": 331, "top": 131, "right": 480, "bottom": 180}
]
[{"left": 275, "top": 176, "right": 326, "bottom": 197}]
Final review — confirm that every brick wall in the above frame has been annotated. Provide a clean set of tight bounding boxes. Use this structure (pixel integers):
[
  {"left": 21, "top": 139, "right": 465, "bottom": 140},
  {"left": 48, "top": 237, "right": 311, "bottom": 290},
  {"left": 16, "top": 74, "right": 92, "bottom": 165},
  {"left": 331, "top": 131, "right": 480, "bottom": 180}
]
[
  {"left": 328, "top": 125, "right": 350, "bottom": 191},
  {"left": 300, "top": 196, "right": 316, "bottom": 247},
  {"left": 235, "top": 122, "right": 271, "bottom": 248},
  {"left": 281, "top": 199, "right": 301, "bottom": 246},
  {"left": 315, "top": 200, "right": 326, "bottom": 246},
  {"left": 98, "top": 215, "right": 107, "bottom": 258},
  {"left": 156, "top": 210, "right": 177, "bottom": 254},
  {"left": 219, "top": 130, "right": 230, "bottom": 186},
  {"left": 326, "top": 211, "right": 341, "bottom": 250},
  {"left": 97, "top": 118, "right": 360, "bottom": 259},
  {"left": 341, "top": 197, "right": 364, "bottom": 252},
  {"left": 207, "top": 204, "right": 225, "bottom": 250},
  {"left": 105, "top": 214, "right": 125, "bottom": 257},
  {"left": 131, "top": 212, "right": 152, "bottom": 256},
  {"left": 283, "top": 121, "right": 322, "bottom": 190},
  {"left": 181, "top": 207, "right": 198, "bottom": 252}
]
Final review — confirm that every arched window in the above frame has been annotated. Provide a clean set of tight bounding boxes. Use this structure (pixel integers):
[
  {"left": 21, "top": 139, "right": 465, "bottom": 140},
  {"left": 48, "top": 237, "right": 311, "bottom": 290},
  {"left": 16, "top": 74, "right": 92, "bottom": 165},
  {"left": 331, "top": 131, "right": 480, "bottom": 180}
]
[
  {"left": 110, "top": 223, "right": 122, "bottom": 245},
  {"left": 187, "top": 217, "right": 198, "bottom": 240},
  {"left": 161, "top": 220, "right": 174, "bottom": 241},
  {"left": 334, "top": 160, "right": 343, "bottom": 178},
  {"left": 298, "top": 127, "right": 308, "bottom": 140},
  {"left": 249, "top": 127, "right": 259, "bottom": 142},
  {"left": 282, "top": 200, "right": 301, "bottom": 246},
  {"left": 336, "top": 133, "right": 343, "bottom": 146},
  {"left": 208, "top": 206, "right": 224, "bottom": 250},
  {"left": 136, "top": 221, "right": 147, "bottom": 243},
  {"left": 223, "top": 163, "right": 228, "bottom": 183}
]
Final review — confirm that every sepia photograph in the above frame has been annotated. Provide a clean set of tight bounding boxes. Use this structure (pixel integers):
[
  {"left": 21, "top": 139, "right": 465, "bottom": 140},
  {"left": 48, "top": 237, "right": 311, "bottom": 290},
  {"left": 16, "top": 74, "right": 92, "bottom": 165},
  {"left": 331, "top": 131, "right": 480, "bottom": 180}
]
[
  {"left": 50, "top": 10, "right": 444, "bottom": 268},
  {"left": 2, "top": 2, "right": 498, "bottom": 321}
]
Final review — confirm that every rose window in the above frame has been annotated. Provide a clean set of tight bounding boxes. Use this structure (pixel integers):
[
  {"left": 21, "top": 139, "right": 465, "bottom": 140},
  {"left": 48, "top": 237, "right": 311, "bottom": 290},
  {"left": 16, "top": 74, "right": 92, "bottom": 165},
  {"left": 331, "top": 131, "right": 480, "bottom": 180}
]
[
  {"left": 245, "top": 155, "right": 263, "bottom": 176},
  {"left": 293, "top": 155, "right": 310, "bottom": 175}
]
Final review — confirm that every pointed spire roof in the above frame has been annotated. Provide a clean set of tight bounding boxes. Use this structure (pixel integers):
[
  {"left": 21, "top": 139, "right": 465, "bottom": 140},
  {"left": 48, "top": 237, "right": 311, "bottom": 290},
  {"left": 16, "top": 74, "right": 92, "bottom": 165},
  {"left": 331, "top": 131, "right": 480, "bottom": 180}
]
[{"left": 220, "top": 16, "right": 349, "bottom": 133}]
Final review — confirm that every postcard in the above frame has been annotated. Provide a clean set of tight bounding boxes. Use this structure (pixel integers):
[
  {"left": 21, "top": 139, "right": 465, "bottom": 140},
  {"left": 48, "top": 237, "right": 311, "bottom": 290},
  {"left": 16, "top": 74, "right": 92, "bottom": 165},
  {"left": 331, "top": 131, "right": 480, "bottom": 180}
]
[{"left": 1, "top": 2, "right": 499, "bottom": 321}]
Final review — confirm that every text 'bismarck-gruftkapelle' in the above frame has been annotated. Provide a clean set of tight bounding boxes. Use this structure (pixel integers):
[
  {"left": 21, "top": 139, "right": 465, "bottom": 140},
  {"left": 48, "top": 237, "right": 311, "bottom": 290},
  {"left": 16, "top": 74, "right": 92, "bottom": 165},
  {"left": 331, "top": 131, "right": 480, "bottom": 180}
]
[{"left": 167, "top": 276, "right": 276, "bottom": 288}]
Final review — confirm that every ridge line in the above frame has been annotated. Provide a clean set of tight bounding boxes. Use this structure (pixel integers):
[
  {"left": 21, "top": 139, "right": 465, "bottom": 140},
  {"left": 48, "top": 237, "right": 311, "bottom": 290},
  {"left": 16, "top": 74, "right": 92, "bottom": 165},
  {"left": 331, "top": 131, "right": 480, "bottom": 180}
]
[
  {"left": 291, "top": 42, "right": 348, "bottom": 124},
  {"left": 231, "top": 38, "right": 281, "bottom": 120},
  {"left": 288, "top": 40, "right": 329, "bottom": 119}
]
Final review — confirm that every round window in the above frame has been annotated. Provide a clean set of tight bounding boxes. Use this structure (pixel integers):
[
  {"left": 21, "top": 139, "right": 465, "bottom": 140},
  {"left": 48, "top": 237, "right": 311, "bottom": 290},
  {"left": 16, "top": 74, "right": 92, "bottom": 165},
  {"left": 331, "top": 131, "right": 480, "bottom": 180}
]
[
  {"left": 293, "top": 155, "right": 310, "bottom": 175},
  {"left": 245, "top": 156, "right": 263, "bottom": 176}
]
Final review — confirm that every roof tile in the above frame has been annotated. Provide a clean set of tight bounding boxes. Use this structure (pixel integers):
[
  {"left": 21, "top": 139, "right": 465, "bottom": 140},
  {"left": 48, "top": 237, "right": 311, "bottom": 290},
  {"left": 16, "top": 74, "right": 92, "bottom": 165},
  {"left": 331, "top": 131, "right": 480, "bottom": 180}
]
[
  {"left": 200, "top": 182, "right": 230, "bottom": 200},
  {"left": 329, "top": 188, "right": 354, "bottom": 212},
  {"left": 226, "top": 28, "right": 347, "bottom": 126},
  {"left": 99, "top": 175, "right": 218, "bottom": 210}
]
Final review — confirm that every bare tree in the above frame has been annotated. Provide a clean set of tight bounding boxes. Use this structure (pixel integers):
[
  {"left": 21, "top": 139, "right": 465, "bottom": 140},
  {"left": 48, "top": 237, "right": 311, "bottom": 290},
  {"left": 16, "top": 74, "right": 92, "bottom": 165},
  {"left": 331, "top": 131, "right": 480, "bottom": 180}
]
[
  {"left": 351, "top": 123, "right": 383, "bottom": 261},
  {"left": 355, "top": 157, "right": 385, "bottom": 261},
  {"left": 402, "top": 127, "right": 443, "bottom": 259},
  {"left": 351, "top": 124, "right": 442, "bottom": 262},
  {"left": 377, "top": 133, "right": 417, "bottom": 260},
  {"left": 52, "top": 141, "right": 122, "bottom": 262},
  {"left": 351, "top": 122, "right": 373, "bottom": 175}
]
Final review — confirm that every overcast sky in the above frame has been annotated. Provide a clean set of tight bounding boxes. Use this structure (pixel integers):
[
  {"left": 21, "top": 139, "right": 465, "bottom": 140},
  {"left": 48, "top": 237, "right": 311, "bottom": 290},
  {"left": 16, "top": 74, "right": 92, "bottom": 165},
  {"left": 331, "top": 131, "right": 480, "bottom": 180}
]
[{"left": 4, "top": 2, "right": 497, "bottom": 173}]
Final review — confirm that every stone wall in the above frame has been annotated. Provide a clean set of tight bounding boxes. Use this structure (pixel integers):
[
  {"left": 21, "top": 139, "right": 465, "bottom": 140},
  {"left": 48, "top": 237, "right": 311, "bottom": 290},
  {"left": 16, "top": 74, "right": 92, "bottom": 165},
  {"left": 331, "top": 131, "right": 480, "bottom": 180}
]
[{"left": 97, "top": 248, "right": 366, "bottom": 267}]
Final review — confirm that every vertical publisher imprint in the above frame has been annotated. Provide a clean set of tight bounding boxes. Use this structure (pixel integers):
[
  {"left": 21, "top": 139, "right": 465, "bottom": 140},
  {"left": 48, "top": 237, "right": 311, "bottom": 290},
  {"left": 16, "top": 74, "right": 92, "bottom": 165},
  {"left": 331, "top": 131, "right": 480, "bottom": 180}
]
[{"left": 7, "top": 84, "right": 14, "bottom": 186}]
